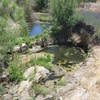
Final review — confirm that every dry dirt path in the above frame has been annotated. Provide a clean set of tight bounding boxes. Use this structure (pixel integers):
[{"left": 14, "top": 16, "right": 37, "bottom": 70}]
[{"left": 58, "top": 46, "right": 100, "bottom": 100}]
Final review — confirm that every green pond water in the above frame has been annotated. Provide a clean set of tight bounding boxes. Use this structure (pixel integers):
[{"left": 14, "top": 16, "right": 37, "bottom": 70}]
[{"left": 44, "top": 46, "right": 86, "bottom": 67}]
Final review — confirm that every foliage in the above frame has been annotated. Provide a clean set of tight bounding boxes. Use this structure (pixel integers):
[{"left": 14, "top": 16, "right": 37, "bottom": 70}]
[
  {"left": 32, "top": 82, "right": 48, "bottom": 95},
  {"left": 8, "top": 55, "right": 24, "bottom": 82},
  {"left": 34, "top": 0, "right": 48, "bottom": 11},
  {"left": 17, "top": 0, "right": 34, "bottom": 24},
  {"left": 50, "top": 0, "right": 81, "bottom": 44},
  {"left": 58, "top": 78, "right": 65, "bottom": 86},
  {"left": 0, "top": 0, "right": 28, "bottom": 58},
  {"left": 28, "top": 55, "right": 52, "bottom": 70},
  {"left": 0, "top": 85, "right": 4, "bottom": 95}
]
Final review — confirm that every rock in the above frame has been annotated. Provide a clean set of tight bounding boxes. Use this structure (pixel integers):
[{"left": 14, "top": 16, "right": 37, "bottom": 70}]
[
  {"left": 20, "top": 43, "right": 28, "bottom": 52},
  {"left": 17, "top": 80, "right": 32, "bottom": 100},
  {"left": 13, "top": 45, "right": 21, "bottom": 52},
  {"left": 36, "top": 94, "right": 54, "bottom": 100},
  {"left": 44, "top": 95, "right": 54, "bottom": 100},
  {"left": 36, "top": 95, "right": 44, "bottom": 100},
  {"left": 34, "top": 66, "right": 50, "bottom": 83},
  {"left": 17, "top": 80, "right": 32, "bottom": 94},
  {"left": 52, "top": 66, "right": 65, "bottom": 78},
  {"left": 24, "top": 67, "right": 35, "bottom": 79},
  {"left": 0, "top": 71, "right": 8, "bottom": 82},
  {"left": 30, "top": 46, "right": 43, "bottom": 53},
  {"left": 2, "top": 94, "right": 13, "bottom": 100},
  {"left": 19, "top": 90, "right": 32, "bottom": 100}
]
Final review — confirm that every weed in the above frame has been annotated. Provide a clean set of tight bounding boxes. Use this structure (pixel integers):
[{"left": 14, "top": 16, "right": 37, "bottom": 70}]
[
  {"left": 8, "top": 54, "right": 24, "bottom": 82},
  {"left": 0, "top": 85, "right": 4, "bottom": 95},
  {"left": 58, "top": 78, "right": 65, "bottom": 86},
  {"left": 32, "top": 82, "right": 48, "bottom": 96}
]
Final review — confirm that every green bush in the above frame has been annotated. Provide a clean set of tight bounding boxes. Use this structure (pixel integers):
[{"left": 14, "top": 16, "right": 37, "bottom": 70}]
[
  {"left": 0, "top": 0, "right": 28, "bottom": 58},
  {"left": 8, "top": 62, "right": 24, "bottom": 82},
  {"left": 50, "top": 0, "right": 81, "bottom": 44},
  {"left": 34, "top": 0, "right": 48, "bottom": 11},
  {"left": 8, "top": 55, "right": 24, "bottom": 82}
]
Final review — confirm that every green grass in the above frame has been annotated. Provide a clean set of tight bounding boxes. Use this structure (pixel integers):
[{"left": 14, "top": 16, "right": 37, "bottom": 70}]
[
  {"left": 28, "top": 54, "right": 52, "bottom": 70},
  {"left": 0, "top": 85, "right": 4, "bottom": 95},
  {"left": 39, "top": 15, "right": 51, "bottom": 22},
  {"left": 58, "top": 78, "right": 65, "bottom": 86},
  {"left": 32, "top": 82, "right": 48, "bottom": 96},
  {"left": 8, "top": 54, "right": 24, "bottom": 82}
]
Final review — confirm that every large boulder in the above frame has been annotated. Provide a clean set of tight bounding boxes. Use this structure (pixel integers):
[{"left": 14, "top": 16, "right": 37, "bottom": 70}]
[
  {"left": 34, "top": 66, "right": 50, "bottom": 83},
  {"left": 24, "top": 67, "right": 35, "bottom": 79},
  {"left": 2, "top": 94, "right": 13, "bottom": 100},
  {"left": 30, "top": 46, "right": 43, "bottom": 53},
  {"left": 17, "top": 80, "right": 32, "bottom": 100}
]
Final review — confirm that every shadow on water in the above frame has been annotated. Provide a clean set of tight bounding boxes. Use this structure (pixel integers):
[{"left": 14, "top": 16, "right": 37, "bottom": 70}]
[{"left": 44, "top": 45, "right": 86, "bottom": 68}]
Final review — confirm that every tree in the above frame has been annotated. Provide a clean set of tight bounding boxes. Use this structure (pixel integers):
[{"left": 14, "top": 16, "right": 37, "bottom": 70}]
[{"left": 50, "top": 0, "right": 80, "bottom": 44}]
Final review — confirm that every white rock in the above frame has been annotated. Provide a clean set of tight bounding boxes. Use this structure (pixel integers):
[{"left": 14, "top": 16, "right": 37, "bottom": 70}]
[
  {"left": 44, "top": 95, "right": 54, "bottom": 100},
  {"left": 2, "top": 94, "right": 13, "bottom": 100},
  {"left": 34, "top": 66, "right": 50, "bottom": 83},
  {"left": 17, "top": 80, "right": 32, "bottom": 94},
  {"left": 31, "top": 46, "right": 42, "bottom": 53},
  {"left": 13, "top": 45, "right": 20, "bottom": 52},
  {"left": 24, "top": 67, "right": 35, "bottom": 79},
  {"left": 21, "top": 43, "right": 27, "bottom": 47},
  {"left": 21, "top": 43, "right": 28, "bottom": 52}
]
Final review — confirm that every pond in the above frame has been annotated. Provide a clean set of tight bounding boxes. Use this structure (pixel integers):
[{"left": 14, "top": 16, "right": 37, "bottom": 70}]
[{"left": 29, "top": 22, "right": 49, "bottom": 36}]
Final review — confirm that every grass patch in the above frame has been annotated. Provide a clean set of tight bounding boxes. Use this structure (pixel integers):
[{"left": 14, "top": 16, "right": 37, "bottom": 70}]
[
  {"left": 28, "top": 54, "right": 52, "bottom": 70},
  {"left": 39, "top": 15, "right": 51, "bottom": 22},
  {"left": 58, "top": 78, "right": 65, "bottom": 86},
  {"left": 8, "top": 54, "right": 25, "bottom": 82},
  {"left": 32, "top": 82, "right": 48, "bottom": 96},
  {"left": 0, "top": 85, "right": 4, "bottom": 95}
]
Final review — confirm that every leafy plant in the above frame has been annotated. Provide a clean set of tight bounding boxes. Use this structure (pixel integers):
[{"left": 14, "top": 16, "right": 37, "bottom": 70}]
[
  {"left": 34, "top": 0, "right": 48, "bottom": 11},
  {"left": 8, "top": 55, "right": 24, "bottom": 82},
  {"left": 50, "top": 0, "right": 81, "bottom": 44}
]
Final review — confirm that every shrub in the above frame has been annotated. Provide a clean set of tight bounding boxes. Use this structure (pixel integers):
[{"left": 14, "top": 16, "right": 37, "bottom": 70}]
[
  {"left": 34, "top": 0, "right": 48, "bottom": 11},
  {"left": 8, "top": 55, "right": 24, "bottom": 82},
  {"left": 0, "top": 0, "right": 28, "bottom": 58},
  {"left": 50, "top": 0, "right": 81, "bottom": 44}
]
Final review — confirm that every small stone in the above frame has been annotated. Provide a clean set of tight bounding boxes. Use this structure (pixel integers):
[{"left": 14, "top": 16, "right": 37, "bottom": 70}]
[
  {"left": 21, "top": 43, "right": 28, "bottom": 52},
  {"left": 13, "top": 45, "right": 20, "bottom": 52},
  {"left": 21, "top": 43, "right": 27, "bottom": 47}
]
